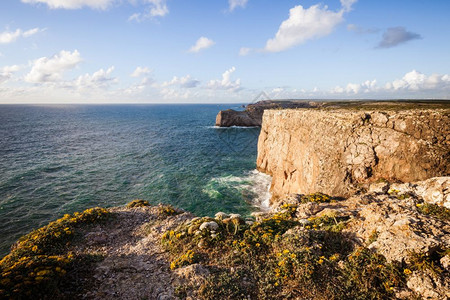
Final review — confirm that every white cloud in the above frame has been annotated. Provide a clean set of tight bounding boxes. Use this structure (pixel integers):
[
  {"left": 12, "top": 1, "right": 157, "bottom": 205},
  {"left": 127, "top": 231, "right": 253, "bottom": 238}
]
[
  {"left": 160, "top": 88, "right": 192, "bottom": 100},
  {"left": 207, "top": 67, "right": 241, "bottom": 92},
  {"left": 264, "top": 4, "right": 345, "bottom": 52},
  {"left": 131, "top": 66, "right": 151, "bottom": 77},
  {"left": 128, "top": 0, "right": 169, "bottom": 21},
  {"left": 161, "top": 75, "right": 200, "bottom": 88},
  {"left": 0, "top": 28, "right": 43, "bottom": 44},
  {"left": 229, "top": 0, "right": 248, "bottom": 12},
  {"left": 340, "top": 0, "right": 357, "bottom": 12},
  {"left": 333, "top": 80, "right": 377, "bottom": 94},
  {"left": 25, "top": 50, "right": 82, "bottom": 83},
  {"left": 72, "top": 66, "right": 117, "bottom": 89},
  {"left": 330, "top": 70, "right": 450, "bottom": 97},
  {"left": 386, "top": 70, "right": 450, "bottom": 91},
  {"left": 146, "top": 0, "right": 168, "bottom": 17},
  {"left": 189, "top": 37, "right": 215, "bottom": 53},
  {"left": 0, "top": 65, "right": 22, "bottom": 84},
  {"left": 21, "top": 0, "right": 114, "bottom": 9},
  {"left": 239, "top": 47, "right": 251, "bottom": 56},
  {"left": 1, "top": 65, "right": 22, "bottom": 74}
]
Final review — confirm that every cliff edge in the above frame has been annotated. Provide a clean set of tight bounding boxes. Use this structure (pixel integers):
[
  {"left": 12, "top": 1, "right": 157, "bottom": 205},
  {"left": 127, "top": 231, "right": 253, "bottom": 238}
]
[
  {"left": 257, "top": 103, "right": 450, "bottom": 200},
  {"left": 215, "top": 100, "right": 318, "bottom": 127}
]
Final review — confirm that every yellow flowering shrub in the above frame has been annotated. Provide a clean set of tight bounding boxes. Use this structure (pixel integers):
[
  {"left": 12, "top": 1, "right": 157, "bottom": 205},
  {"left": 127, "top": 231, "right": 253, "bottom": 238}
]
[
  {"left": 158, "top": 204, "right": 180, "bottom": 217},
  {"left": 0, "top": 207, "right": 110, "bottom": 299},
  {"left": 170, "top": 250, "right": 198, "bottom": 270},
  {"left": 126, "top": 199, "right": 150, "bottom": 208},
  {"left": 299, "top": 192, "right": 332, "bottom": 204}
]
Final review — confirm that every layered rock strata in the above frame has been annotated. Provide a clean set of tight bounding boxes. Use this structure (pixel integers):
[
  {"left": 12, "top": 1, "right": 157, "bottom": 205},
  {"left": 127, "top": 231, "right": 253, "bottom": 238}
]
[
  {"left": 215, "top": 100, "right": 318, "bottom": 127},
  {"left": 257, "top": 108, "right": 450, "bottom": 200}
]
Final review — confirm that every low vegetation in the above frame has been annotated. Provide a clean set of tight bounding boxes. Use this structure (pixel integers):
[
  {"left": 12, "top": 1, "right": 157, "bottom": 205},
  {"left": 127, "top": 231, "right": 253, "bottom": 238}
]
[
  {"left": 416, "top": 202, "right": 450, "bottom": 221},
  {"left": 0, "top": 207, "right": 110, "bottom": 299},
  {"left": 161, "top": 195, "right": 414, "bottom": 299}
]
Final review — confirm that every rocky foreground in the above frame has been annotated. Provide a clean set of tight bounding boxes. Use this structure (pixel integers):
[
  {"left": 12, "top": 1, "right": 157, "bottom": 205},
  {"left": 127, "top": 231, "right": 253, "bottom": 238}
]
[{"left": 1, "top": 178, "right": 448, "bottom": 299}]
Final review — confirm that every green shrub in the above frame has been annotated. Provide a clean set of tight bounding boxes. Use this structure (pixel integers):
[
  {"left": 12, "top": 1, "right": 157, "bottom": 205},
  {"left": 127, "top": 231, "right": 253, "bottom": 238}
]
[
  {"left": 0, "top": 207, "right": 110, "bottom": 299},
  {"left": 126, "top": 199, "right": 150, "bottom": 208}
]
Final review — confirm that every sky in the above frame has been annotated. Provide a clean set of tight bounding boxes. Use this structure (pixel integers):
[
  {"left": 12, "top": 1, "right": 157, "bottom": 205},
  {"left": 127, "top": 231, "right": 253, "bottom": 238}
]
[{"left": 0, "top": 0, "right": 449, "bottom": 103}]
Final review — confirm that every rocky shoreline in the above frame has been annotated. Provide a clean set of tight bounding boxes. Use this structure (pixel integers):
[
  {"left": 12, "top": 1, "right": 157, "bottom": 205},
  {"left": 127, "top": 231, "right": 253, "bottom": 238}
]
[
  {"left": 0, "top": 177, "right": 448, "bottom": 299},
  {"left": 1, "top": 100, "right": 449, "bottom": 299}
]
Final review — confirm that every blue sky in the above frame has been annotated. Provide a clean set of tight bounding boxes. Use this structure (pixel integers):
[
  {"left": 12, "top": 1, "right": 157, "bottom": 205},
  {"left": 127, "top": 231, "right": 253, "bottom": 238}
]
[{"left": 0, "top": 0, "right": 449, "bottom": 103}]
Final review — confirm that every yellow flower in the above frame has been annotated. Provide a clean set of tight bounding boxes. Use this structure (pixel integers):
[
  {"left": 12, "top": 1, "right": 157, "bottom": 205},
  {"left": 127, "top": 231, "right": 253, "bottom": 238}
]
[
  {"left": 32, "top": 246, "right": 38, "bottom": 252},
  {"left": 290, "top": 253, "right": 297, "bottom": 259},
  {"left": 283, "top": 249, "right": 290, "bottom": 254},
  {"left": 256, "top": 243, "right": 260, "bottom": 247},
  {"left": 318, "top": 259, "right": 324, "bottom": 264},
  {"left": 276, "top": 252, "right": 282, "bottom": 257},
  {"left": 274, "top": 282, "right": 279, "bottom": 286},
  {"left": 329, "top": 254, "right": 339, "bottom": 261},
  {"left": 232, "top": 240, "right": 238, "bottom": 245},
  {"left": 403, "top": 268, "right": 412, "bottom": 275}
]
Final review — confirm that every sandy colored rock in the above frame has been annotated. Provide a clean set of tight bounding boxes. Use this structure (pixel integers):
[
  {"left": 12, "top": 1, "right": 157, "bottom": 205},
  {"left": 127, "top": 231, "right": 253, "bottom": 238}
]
[{"left": 257, "top": 108, "right": 450, "bottom": 200}]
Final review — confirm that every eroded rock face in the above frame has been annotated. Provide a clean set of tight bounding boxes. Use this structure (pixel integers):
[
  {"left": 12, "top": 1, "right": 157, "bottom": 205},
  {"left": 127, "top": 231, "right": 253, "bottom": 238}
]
[
  {"left": 215, "top": 109, "right": 260, "bottom": 127},
  {"left": 257, "top": 108, "right": 450, "bottom": 200},
  {"left": 215, "top": 100, "right": 317, "bottom": 127}
]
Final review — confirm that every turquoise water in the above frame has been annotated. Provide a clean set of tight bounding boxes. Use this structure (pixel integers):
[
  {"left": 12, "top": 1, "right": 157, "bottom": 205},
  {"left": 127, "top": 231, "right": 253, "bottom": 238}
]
[{"left": 0, "top": 104, "right": 271, "bottom": 256}]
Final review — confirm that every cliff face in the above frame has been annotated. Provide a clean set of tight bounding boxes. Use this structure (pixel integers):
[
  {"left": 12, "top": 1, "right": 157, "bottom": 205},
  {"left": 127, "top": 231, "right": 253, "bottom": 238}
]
[
  {"left": 257, "top": 108, "right": 450, "bottom": 200},
  {"left": 215, "top": 100, "right": 318, "bottom": 127}
]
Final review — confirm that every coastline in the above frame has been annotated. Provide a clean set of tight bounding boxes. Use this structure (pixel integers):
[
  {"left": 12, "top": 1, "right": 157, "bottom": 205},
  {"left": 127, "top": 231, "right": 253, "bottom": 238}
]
[{"left": 1, "top": 101, "right": 449, "bottom": 298}]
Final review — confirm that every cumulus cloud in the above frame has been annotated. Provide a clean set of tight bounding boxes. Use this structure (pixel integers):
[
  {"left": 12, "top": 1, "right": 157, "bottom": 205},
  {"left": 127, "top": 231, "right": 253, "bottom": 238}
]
[
  {"left": 131, "top": 66, "right": 151, "bottom": 77},
  {"left": 377, "top": 27, "right": 422, "bottom": 48},
  {"left": 207, "top": 67, "right": 241, "bottom": 92},
  {"left": 25, "top": 50, "right": 82, "bottom": 83},
  {"left": 162, "top": 75, "right": 200, "bottom": 88},
  {"left": 189, "top": 37, "right": 215, "bottom": 53},
  {"left": 72, "top": 66, "right": 117, "bottom": 89},
  {"left": 128, "top": 0, "right": 169, "bottom": 21},
  {"left": 264, "top": 1, "right": 356, "bottom": 53},
  {"left": 21, "top": 0, "right": 114, "bottom": 9},
  {"left": 0, "top": 28, "right": 43, "bottom": 44},
  {"left": 0, "top": 65, "right": 22, "bottom": 84},
  {"left": 333, "top": 79, "right": 377, "bottom": 94},
  {"left": 386, "top": 70, "right": 450, "bottom": 91},
  {"left": 330, "top": 70, "right": 450, "bottom": 97},
  {"left": 228, "top": 0, "right": 248, "bottom": 12}
]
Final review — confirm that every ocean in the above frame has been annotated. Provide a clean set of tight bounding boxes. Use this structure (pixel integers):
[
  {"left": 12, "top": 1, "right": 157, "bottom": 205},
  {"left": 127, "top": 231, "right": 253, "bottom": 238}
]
[{"left": 0, "top": 104, "right": 271, "bottom": 256}]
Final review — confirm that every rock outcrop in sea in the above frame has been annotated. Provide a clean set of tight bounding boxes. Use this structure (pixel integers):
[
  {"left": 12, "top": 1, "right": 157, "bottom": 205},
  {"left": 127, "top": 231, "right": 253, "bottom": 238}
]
[{"left": 215, "top": 100, "right": 318, "bottom": 127}]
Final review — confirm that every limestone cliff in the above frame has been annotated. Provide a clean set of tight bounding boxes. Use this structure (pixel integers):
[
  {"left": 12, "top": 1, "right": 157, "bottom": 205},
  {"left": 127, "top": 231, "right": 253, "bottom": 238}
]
[
  {"left": 257, "top": 105, "right": 450, "bottom": 200},
  {"left": 215, "top": 100, "right": 319, "bottom": 127}
]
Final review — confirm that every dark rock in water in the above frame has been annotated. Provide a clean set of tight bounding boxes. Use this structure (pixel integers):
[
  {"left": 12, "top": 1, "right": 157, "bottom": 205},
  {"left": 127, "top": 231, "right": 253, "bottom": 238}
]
[{"left": 215, "top": 100, "right": 318, "bottom": 127}]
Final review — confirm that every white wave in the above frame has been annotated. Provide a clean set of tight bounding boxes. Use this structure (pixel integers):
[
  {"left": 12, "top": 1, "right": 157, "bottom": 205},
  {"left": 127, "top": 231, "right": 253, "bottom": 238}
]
[
  {"left": 203, "top": 170, "right": 272, "bottom": 211},
  {"left": 245, "top": 169, "right": 272, "bottom": 211}
]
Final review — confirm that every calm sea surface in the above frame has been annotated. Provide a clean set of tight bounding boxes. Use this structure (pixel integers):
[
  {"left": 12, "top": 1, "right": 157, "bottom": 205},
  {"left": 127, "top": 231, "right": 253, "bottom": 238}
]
[{"left": 0, "top": 104, "right": 271, "bottom": 256}]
